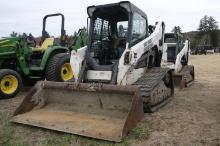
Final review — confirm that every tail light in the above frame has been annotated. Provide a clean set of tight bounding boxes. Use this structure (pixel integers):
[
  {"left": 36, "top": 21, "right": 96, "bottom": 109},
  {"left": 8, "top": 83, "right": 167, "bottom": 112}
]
[{"left": 124, "top": 51, "right": 131, "bottom": 65}]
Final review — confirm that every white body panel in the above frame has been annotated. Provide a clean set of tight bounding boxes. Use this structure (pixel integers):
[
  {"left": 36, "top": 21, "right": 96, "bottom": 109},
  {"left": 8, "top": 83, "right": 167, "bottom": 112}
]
[
  {"left": 117, "top": 22, "right": 164, "bottom": 85},
  {"left": 87, "top": 70, "right": 112, "bottom": 81},
  {"left": 161, "top": 40, "right": 190, "bottom": 73},
  {"left": 207, "top": 49, "right": 214, "bottom": 54},
  {"left": 70, "top": 22, "right": 165, "bottom": 85},
  {"left": 70, "top": 46, "right": 87, "bottom": 81}
]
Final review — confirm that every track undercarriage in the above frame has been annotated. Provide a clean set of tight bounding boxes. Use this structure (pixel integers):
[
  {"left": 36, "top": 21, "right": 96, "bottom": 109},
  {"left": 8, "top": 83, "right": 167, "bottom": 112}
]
[{"left": 134, "top": 67, "right": 174, "bottom": 112}]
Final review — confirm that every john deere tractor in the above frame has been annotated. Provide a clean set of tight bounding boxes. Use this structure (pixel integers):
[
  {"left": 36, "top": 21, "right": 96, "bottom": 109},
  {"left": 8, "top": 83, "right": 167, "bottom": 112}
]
[{"left": 0, "top": 13, "right": 86, "bottom": 98}]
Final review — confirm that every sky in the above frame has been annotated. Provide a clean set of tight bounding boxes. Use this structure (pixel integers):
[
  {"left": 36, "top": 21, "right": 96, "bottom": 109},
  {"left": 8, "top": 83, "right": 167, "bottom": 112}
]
[{"left": 0, "top": 0, "right": 220, "bottom": 37}]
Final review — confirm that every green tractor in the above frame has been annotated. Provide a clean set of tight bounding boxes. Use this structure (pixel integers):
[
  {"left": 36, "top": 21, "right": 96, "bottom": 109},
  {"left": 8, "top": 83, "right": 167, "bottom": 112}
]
[{"left": 0, "top": 13, "right": 86, "bottom": 98}]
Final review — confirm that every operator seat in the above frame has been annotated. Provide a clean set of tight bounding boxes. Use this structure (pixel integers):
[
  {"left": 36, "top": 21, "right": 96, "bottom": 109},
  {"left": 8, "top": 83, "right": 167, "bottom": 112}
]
[{"left": 32, "top": 38, "right": 54, "bottom": 53}]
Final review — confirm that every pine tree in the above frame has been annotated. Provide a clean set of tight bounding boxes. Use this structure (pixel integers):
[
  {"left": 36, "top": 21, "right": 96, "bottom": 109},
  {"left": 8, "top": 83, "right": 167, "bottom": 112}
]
[
  {"left": 10, "top": 31, "right": 18, "bottom": 37},
  {"left": 197, "top": 15, "right": 219, "bottom": 47},
  {"left": 172, "top": 26, "right": 182, "bottom": 34},
  {"left": 198, "top": 15, "right": 218, "bottom": 32}
]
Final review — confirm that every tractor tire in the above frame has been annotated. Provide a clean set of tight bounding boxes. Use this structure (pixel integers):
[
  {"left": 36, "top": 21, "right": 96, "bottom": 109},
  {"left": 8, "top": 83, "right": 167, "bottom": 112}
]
[
  {"left": 45, "top": 53, "right": 73, "bottom": 82},
  {"left": 0, "top": 69, "right": 23, "bottom": 99}
]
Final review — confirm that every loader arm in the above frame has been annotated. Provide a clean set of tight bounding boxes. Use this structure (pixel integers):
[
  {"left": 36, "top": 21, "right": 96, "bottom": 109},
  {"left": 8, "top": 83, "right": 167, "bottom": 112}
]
[
  {"left": 70, "top": 46, "right": 87, "bottom": 81},
  {"left": 174, "top": 40, "right": 190, "bottom": 73},
  {"left": 117, "top": 21, "right": 165, "bottom": 85}
]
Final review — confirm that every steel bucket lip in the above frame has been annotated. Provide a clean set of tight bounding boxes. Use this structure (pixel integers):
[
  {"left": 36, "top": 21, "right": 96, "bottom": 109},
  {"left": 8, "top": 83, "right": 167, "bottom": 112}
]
[
  {"left": 12, "top": 81, "right": 143, "bottom": 142},
  {"left": 12, "top": 109, "right": 126, "bottom": 142}
]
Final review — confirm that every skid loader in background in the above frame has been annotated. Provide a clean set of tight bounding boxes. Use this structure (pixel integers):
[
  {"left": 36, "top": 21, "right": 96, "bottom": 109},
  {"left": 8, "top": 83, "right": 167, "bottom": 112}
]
[
  {"left": 161, "top": 32, "right": 195, "bottom": 88},
  {"left": 13, "top": 1, "right": 174, "bottom": 142}
]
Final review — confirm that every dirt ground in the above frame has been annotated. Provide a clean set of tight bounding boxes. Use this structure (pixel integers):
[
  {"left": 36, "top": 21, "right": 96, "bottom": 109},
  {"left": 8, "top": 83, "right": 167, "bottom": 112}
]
[
  {"left": 0, "top": 54, "right": 220, "bottom": 146},
  {"left": 136, "top": 54, "right": 220, "bottom": 146}
]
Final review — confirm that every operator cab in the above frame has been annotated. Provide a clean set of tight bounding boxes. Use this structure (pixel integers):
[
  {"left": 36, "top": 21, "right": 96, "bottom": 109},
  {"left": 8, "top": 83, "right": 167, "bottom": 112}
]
[
  {"left": 165, "top": 33, "right": 184, "bottom": 62},
  {"left": 84, "top": 1, "right": 149, "bottom": 83},
  {"left": 87, "top": 1, "right": 149, "bottom": 66}
]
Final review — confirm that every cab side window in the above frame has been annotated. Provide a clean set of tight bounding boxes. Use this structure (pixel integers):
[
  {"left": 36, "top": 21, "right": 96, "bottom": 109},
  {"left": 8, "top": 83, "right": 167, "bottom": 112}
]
[
  {"left": 130, "top": 13, "right": 147, "bottom": 46},
  {"left": 117, "top": 21, "right": 128, "bottom": 38}
]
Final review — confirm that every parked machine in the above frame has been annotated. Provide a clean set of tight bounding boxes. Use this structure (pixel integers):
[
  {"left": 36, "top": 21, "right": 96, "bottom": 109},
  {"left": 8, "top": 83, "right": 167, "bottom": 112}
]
[
  {"left": 192, "top": 45, "right": 207, "bottom": 55},
  {"left": 161, "top": 32, "right": 194, "bottom": 88},
  {"left": 0, "top": 13, "right": 86, "bottom": 98},
  {"left": 13, "top": 2, "right": 174, "bottom": 142}
]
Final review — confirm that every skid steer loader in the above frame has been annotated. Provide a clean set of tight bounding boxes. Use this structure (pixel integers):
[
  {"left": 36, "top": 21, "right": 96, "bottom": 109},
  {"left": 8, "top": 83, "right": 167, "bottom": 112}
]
[
  {"left": 161, "top": 32, "right": 194, "bottom": 88},
  {"left": 13, "top": 1, "right": 174, "bottom": 142}
]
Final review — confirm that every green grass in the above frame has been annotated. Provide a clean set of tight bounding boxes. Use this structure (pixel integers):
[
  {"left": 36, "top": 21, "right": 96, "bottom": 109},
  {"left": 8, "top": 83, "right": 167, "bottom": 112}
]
[
  {"left": 0, "top": 112, "right": 151, "bottom": 146},
  {"left": 40, "top": 134, "right": 130, "bottom": 146},
  {"left": 0, "top": 112, "right": 27, "bottom": 146},
  {"left": 0, "top": 112, "right": 15, "bottom": 146},
  {"left": 129, "top": 125, "right": 151, "bottom": 140}
]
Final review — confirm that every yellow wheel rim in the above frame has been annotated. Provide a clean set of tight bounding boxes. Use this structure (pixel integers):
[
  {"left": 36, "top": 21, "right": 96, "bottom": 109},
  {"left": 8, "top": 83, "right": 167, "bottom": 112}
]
[
  {"left": 61, "top": 63, "right": 74, "bottom": 81},
  {"left": 0, "top": 75, "right": 18, "bottom": 94}
]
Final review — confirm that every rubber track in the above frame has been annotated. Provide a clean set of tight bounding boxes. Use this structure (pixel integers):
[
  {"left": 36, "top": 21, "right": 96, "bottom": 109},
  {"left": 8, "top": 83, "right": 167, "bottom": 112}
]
[{"left": 133, "top": 67, "right": 172, "bottom": 112}]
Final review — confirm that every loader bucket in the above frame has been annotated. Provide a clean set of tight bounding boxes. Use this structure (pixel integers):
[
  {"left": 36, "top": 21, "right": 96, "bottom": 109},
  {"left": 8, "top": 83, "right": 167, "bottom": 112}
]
[
  {"left": 12, "top": 81, "right": 143, "bottom": 142},
  {"left": 173, "top": 65, "right": 195, "bottom": 89}
]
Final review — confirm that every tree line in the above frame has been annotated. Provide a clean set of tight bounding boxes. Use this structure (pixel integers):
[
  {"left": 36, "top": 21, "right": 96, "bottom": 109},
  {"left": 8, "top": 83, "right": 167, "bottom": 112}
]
[
  {"left": 10, "top": 15, "right": 220, "bottom": 50},
  {"left": 173, "top": 15, "right": 219, "bottom": 50}
]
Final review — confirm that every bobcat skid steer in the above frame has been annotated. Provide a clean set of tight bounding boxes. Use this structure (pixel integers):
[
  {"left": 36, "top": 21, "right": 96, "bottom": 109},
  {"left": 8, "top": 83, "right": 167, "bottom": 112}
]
[
  {"left": 161, "top": 33, "right": 195, "bottom": 89},
  {"left": 13, "top": 1, "right": 174, "bottom": 142}
]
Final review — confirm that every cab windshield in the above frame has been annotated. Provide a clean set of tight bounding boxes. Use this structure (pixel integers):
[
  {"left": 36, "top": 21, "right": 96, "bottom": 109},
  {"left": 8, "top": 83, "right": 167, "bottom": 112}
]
[{"left": 89, "top": 6, "right": 128, "bottom": 65}]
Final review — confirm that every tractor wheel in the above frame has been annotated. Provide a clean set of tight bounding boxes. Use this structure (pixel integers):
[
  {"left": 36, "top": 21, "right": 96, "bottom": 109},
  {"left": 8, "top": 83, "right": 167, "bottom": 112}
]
[
  {"left": 45, "top": 53, "right": 74, "bottom": 82},
  {"left": 0, "top": 69, "right": 23, "bottom": 99}
]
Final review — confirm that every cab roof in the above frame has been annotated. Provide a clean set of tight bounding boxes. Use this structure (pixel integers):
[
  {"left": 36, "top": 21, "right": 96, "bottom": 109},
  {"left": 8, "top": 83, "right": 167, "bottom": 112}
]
[{"left": 87, "top": 1, "right": 147, "bottom": 21}]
